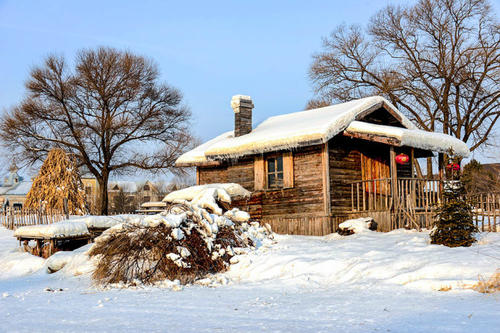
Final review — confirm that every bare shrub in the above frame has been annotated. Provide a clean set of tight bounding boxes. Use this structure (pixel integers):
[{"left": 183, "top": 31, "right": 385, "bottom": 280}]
[
  {"left": 88, "top": 215, "right": 249, "bottom": 285},
  {"left": 470, "top": 271, "right": 500, "bottom": 293}
]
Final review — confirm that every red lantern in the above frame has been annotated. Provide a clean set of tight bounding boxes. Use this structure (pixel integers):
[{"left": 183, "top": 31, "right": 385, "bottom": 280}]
[
  {"left": 395, "top": 153, "right": 409, "bottom": 165},
  {"left": 447, "top": 163, "right": 460, "bottom": 171}
]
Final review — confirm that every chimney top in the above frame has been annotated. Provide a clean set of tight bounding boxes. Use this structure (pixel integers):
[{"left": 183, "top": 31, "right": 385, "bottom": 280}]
[
  {"left": 231, "top": 95, "right": 254, "bottom": 113},
  {"left": 231, "top": 94, "right": 254, "bottom": 137}
]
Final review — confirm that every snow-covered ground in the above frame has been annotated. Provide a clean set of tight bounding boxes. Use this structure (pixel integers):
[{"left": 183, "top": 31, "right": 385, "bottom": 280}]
[{"left": 1, "top": 226, "right": 499, "bottom": 332}]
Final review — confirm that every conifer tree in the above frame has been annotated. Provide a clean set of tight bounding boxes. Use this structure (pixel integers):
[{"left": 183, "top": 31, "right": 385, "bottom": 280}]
[
  {"left": 25, "top": 148, "right": 86, "bottom": 214},
  {"left": 431, "top": 160, "right": 477, "bottom": 247}
]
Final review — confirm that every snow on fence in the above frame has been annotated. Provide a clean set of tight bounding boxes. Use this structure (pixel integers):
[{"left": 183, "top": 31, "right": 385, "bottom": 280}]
[
  {"left": 470, "top": 193, "right": 500, "bottom": 232},
  {"left": 0, "top": 208, "right": 67, "bottom": 230}
]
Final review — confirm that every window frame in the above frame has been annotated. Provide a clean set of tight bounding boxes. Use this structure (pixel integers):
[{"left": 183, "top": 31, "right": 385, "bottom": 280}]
[
  {"left": 254, "top": 151, "right": 293, "bottom": 191},
  {"left": 266, "top": 155, "right": 284, "bottom": 189}
]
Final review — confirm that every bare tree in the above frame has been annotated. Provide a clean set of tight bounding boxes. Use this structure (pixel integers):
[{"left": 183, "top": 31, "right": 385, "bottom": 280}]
[
  {"left": 309, "top": 0, "right": 500, "bottom": 161},
  {"left": 305, "top": 99, "right": 331, "bottom": 110},
  {"left": 1, "top": 47, "right": 191, "bottom": 214}
]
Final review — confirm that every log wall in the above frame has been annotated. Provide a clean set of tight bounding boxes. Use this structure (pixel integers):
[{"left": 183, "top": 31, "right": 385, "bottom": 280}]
[
  {"left": 260, "top": 145, "right": 324, "bottom": 218},
  {"left": 198, "top": 157, "right": 254, "bottom": 192},
  {"left": 197, "top": 135, "right": 427, "bottom": 236},
  {"left": 328, "top": 136, "right": 363, "bottom": 214},
  {"left": 198, "top": 145, "right": 326, "bottom": 230}
]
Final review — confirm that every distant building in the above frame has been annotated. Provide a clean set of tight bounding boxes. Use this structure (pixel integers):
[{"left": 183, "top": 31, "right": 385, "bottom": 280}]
[
  {"left": 80, "top": 168, "right": 100, "bottom": 213},
  {"left": 108, "top": 180, "right": 165, "bottom": 213},
  {"left": 0, "top": 167, "right": 33, "bottom": 210}
]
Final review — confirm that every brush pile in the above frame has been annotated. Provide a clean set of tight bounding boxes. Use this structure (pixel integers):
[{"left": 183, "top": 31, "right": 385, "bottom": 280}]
[{"left": 89, "top": 184, "right": 272, "bottom": 286}]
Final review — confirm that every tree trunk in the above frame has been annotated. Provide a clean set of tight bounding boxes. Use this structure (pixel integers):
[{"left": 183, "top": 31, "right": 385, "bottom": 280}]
[{"left": 98, "top": 172, "right": 109, "bottom": 215}]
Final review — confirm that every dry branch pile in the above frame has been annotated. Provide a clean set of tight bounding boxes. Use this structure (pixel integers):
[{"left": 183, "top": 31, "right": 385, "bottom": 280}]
[
  {"left": 25, "top": 148, "right": 86, "bottom": 214},
  {"left": 89, "top": 201, "right": 272, "bottom": 286}
]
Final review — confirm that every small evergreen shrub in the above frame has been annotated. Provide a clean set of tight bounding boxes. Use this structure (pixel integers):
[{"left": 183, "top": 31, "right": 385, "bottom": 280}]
[{"left": 431, "top": 180, "right": 477, "bottom": 247}]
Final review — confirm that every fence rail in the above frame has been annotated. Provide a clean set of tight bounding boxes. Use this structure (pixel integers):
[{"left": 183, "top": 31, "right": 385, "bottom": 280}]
[{"left": 0, "top": 208, "right": 67, "bottom": 230}]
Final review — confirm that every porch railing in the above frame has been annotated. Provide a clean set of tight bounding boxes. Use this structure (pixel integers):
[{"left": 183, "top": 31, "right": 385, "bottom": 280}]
[{"left": 350, "top": 178, "right": 443, "bottom": 212}]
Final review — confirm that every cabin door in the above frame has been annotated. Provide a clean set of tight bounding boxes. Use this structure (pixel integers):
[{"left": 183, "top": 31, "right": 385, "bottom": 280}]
[{"left": 361, "top": 151, "right": 390, "bottom": 194}]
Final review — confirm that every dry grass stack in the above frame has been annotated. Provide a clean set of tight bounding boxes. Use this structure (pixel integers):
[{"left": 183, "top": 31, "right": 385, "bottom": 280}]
[{"left": 25, "top": 148, "right": 87, "bottom": 215}]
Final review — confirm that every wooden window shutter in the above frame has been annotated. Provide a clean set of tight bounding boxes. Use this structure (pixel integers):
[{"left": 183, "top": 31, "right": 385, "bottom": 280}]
[
  {"left": 254, "top": 155, "right": 265, "bottom": 190},
  {"left": 283, "top": 151, "right": 294, "bottom": 188}
]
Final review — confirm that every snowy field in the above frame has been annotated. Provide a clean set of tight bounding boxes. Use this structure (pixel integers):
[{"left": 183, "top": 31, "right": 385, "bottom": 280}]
[{"left": 1, "top": 226, "right": 499, "bottom": 332}]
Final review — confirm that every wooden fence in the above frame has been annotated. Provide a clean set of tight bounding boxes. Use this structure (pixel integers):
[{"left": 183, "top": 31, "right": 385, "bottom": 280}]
[
  {"left": 469, "top": 193, "right": 499, "bottom": 232},
  {"left": 348, "top": 179, "right": 500, "bottom": 233},
  {"left": 261, "top": 216, "right": 337, "bottom": 236},
  {"left": 0, "top": 208, "right": 67, "bottom": 230}
]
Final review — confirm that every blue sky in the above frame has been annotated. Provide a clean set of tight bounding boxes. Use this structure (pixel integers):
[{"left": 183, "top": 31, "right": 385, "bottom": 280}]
[{"left": 0, "top": 0, "right": 499, "bottom": 177}]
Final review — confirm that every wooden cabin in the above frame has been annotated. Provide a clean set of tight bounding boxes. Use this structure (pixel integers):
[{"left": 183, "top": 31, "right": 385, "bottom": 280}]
[{"left": 176, "top": 95, "right": 469, "bottom": 235}]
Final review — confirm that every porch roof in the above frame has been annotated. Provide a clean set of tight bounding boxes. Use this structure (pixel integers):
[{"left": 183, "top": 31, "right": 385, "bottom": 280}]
[{"left": 344, "top": 121, "right": 469, "bottom": 157}]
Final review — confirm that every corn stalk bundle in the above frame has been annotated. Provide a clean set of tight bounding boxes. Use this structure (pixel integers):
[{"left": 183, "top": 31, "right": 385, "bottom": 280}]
[{"left": 25, "top": 148, "right": 87, "bottom": 214}]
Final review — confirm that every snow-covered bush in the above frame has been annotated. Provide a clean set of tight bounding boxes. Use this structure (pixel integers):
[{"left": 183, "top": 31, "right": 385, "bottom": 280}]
[{"left": 89, "top": 188, "right": 272, "bottom": 286}]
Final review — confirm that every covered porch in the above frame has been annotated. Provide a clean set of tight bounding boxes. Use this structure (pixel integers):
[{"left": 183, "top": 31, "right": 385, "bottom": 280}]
[
  {"left": 339, "top": 121, "right": 460, "bottom": 231},
  {"left": 339, "top": 133, "right": 451, "bottom": 231},
  {"left": 347, "top": 176, "right": 443, "bottom": 230}
]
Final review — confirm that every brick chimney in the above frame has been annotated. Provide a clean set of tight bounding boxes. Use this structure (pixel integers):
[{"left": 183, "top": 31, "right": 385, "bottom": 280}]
[{"left": 231, "top": 95, "right": 254, "bottom": 137}]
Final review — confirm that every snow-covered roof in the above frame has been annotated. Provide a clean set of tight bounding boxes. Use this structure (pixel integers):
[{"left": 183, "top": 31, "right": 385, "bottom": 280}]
[
  {"left": 14, "top": 221, "right": 90, "bottom": 239},
  {"left": 176, "top": 96, "right": 469, "bottom": 166},
  {"left": 0, "top": 186, "right": 11, "bottom": 195},
  {"left": 4, "top": 181, "right": 33, "bottom": 196},
  {"left": 345, "top": 121, "right": 470, "bottom": 157},
  {"left": 177, "top": 131, "right": 234, "bottom": 166},
  {"left": 108, "top": 181, "right": 138, "bottom": 192},
  {"left": 141, "top": 201, "right": 167, "bottom": 208}
]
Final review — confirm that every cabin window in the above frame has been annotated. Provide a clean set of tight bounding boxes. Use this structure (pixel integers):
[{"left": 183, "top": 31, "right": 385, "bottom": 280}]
[
  {"left": 267, "top": 156, "right": 284, "bottom": 188},
  {"left": 254, "top": 151, "right": 293, "bottom": 190},
  {"left": 143, "top": 184, "right": 150, "bottom": 191}
]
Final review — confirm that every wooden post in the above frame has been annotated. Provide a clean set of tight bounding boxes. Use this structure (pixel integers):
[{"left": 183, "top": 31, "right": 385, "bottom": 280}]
[
  {"left": 63, "top": 198, "right": 69, "bottom": 219},
  {"left": 390, "top": 146, "right": 398, "bottom": 210},
  {"left": 438, "top": 153, "right": 444, "bottom": 180},
  {"left": 410, "top": 148, "right": 415, "bottom": 178},
  {"left": 438, "top": 152, "right": 444, "bottom": 201},
  {"left": 196, "top": 168, "right": 200, "bottom": 185},
  {"left": 321, "top": 143, "right": 331, "bottom": 216}
]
